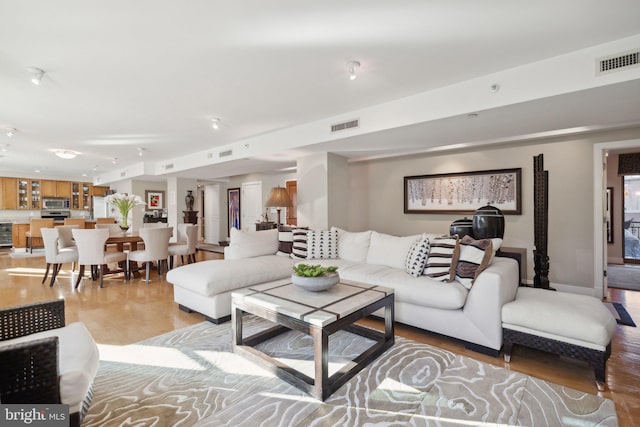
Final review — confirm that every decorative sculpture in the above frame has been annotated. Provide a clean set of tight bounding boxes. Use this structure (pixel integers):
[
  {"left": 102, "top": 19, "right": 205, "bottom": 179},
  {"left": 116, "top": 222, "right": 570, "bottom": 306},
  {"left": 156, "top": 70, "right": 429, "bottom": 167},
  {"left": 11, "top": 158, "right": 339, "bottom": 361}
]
[
  {"left": 533, "top": 154, "right": 551, "bottom": 289},
  {"left": 185, "top": 190, "right": 195, "bottom": 211}
]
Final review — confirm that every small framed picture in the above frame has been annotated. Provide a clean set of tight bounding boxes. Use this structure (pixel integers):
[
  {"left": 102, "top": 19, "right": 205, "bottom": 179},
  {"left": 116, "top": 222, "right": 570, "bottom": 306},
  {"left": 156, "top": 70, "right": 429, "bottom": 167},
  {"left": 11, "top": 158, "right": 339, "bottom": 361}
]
[
  {"left": 145, "top": 190, "right": 165, "bottom": 210},
  {"left": 227, "top": 187, "right": 241, "bottom": 236}
]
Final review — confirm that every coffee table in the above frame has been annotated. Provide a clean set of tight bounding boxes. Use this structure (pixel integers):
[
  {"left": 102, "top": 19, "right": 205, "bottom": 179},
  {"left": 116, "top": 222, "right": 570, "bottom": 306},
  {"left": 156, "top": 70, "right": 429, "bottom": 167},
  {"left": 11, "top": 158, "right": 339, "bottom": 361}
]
[{"left": 231, "top": 278, "right": 394, "bottom": 401}]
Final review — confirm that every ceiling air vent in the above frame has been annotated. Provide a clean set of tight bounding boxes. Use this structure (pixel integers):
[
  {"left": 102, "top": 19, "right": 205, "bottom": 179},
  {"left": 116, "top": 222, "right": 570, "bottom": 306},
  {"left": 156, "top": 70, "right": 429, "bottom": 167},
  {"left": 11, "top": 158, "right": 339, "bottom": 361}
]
[
  {"left": 331, "top": 118, "right": 359, "bottom": 133},
  {"left": 597, "top": 49, "right": 639, "bottom": 75},
  {"left": 164, "top": 163, "right": 174, "bottom": 170},
  {"left": 219, "top": 149, "right": 233, "bottom": 158}
]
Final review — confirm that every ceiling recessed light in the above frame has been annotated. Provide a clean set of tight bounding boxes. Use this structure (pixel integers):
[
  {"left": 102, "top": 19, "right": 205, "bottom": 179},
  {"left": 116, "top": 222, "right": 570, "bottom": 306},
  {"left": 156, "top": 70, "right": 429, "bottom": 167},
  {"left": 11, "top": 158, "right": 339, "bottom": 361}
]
[
  {"left": 347, "top": 60, "right": 360, "bottom": 80},
  {"left": 490, "top": 84, "right": 500, "bottom": 93},
  {"left": 54, "top": 149, "right": 78, "bottom": 159},
  {"left": 26, "top": 67, "right": 45, "bottom": 85},
  {"left": 112, "top": 157, "right": 118, "bottom": 164},
  {"left": 137, "top": 147, "right": 146, "bottom": 156},
  {"left": 34, "top": 169, "right": 40, "bottom": 173},
  {"left": 211, "top": 117, "right": 220, "bottom": 130}
]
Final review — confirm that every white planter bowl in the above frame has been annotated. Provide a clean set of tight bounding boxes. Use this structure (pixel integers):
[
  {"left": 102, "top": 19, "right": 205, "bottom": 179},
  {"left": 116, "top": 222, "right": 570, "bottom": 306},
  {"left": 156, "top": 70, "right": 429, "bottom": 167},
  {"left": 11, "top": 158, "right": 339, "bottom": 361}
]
[{"left": 291, "top": 272, "right": 339, "bottom": 292}]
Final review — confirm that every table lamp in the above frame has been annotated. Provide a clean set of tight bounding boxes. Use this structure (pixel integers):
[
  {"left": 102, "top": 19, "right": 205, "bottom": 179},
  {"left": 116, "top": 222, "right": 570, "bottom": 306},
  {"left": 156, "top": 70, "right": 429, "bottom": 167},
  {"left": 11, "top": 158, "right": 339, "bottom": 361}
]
[{"left": 265, "top": 186, "right": 293, "bottom": 226}]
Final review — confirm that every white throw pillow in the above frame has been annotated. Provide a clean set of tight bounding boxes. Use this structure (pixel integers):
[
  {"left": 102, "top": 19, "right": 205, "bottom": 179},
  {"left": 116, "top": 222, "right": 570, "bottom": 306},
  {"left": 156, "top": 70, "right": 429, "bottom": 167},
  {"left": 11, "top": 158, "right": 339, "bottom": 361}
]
[
  {"left": 405, "top": 236, "right": 430, "bottom": 277},
  {"left": 306, "top": 229, "right": 339, "bottom": 259},
  {"left": 331, "top": 227, "right": 372, "bottom": 262},
  {"left": 225, "top": 227, "right": 279, "bottom": 260},
  {"left": 366, "top": 231, "right": 421, "bottom": 270}
]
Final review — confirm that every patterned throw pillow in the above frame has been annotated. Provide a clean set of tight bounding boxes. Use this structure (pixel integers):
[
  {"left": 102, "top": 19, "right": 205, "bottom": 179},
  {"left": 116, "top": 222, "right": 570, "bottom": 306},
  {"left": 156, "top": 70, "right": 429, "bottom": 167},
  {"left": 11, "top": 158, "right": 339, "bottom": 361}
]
[
  {"left": 455, "top": 235, "right": 494, "bottom": 289},
  {"left": 423, "top": 236, "right": 460, "bottom": 282},
  {"left": 405, "top": 236, "right": 430, "bottom": 277},
  {"left": 276, "top": 225, "right": 294, "bottom": 256},
  {"left": 290, "top": 228, "right": 309, "bottom": 260},
  {"left": 306, "top": 229, "right": 339, "bottom": 259}
]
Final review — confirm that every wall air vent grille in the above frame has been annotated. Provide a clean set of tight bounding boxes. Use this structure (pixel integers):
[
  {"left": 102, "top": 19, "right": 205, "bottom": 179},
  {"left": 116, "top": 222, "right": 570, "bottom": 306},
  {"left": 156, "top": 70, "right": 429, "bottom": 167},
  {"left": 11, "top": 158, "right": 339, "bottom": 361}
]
[
  {"left": 120, "top": 171, "right": 126, "bottom": 177},
  {"left": 164, "top": 163, "right": 174, "bottom": 170},
  {"left": 597, "top": 50, "right": 639, "bottom": 75},
  {"left": 331, "top": 119, "right": 359, "bottom": 133},
  {"left": 219, "top": 150, "right": 233, "bottom": 158}
]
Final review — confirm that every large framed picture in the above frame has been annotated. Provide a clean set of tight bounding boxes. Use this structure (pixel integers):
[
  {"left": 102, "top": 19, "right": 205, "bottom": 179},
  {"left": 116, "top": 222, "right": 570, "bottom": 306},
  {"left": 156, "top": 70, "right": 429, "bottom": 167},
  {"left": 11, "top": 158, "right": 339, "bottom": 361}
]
[
  {"left": 404, "top": 168, "right": 522, "bottom": 215},
  {"left": 145, "top": 190, "right": 165, "bottom": 210},
  {"left": 227, "top": 187, "right": 241, "bottom": 236}
]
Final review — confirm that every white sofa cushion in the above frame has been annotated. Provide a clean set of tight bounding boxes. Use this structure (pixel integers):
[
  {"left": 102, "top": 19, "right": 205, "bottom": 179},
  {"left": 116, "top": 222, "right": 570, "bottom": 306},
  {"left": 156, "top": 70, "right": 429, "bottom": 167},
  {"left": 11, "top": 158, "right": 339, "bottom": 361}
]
[
  {"left": 226, "top": 227, "right": 279, "bottom": 260},
  {"left": 168, "top": 255, "right": 295, "bottom": 296},
  {"left": 309, "top": 258, "right": 468, "bottom": 309},
  {"left": 307, "top": 229, "right": 338, "bottom": 259},
  {"left": 502, "top": 287, "right": 617, "bottom": 350},
  {"left": 366, "top": 231, "right": 421, "bottom": 270},
  {"left": 331, "top": 227, "right": 372, "bottom": 263},
  {"left": 0, "top": 322, "right": 99, "bottom": 413}
]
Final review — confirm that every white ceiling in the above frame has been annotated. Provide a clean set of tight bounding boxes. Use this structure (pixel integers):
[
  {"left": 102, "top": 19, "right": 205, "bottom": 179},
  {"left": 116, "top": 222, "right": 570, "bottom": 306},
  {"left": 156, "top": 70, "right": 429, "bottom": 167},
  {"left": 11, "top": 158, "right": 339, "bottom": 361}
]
[{"left": 1, "top": 1, "right": 640, "bottom": 183}]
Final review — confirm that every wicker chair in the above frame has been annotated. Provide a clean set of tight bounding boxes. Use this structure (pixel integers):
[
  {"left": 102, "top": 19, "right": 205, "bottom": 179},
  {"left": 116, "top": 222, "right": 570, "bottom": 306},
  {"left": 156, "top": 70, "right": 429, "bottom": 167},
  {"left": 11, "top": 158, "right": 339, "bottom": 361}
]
[{"left": 0, "top": 300, "right": 99, "bottom": 427}]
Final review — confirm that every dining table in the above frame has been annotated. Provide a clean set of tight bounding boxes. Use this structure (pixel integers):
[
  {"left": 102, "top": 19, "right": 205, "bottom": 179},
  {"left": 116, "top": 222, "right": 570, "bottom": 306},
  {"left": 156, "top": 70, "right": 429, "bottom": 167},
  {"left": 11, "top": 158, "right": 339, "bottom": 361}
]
[{"left": 103, "top": 232, "right": 145, "bottom": 278}]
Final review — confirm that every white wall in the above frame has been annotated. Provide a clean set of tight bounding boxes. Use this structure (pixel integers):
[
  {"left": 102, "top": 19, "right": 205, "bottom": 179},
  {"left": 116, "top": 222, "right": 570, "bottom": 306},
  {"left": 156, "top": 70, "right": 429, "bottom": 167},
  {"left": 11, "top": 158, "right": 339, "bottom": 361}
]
[{"left": 346, "top": 136, "right": 638, "bottom": 291}]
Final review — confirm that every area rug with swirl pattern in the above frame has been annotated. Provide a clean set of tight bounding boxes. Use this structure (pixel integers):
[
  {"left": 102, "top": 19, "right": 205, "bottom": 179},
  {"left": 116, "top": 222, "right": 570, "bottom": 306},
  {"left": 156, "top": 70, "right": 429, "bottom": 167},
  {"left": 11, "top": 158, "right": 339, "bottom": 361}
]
[{"left": 84, "top": 317, "right": 617, "bottom": 426}]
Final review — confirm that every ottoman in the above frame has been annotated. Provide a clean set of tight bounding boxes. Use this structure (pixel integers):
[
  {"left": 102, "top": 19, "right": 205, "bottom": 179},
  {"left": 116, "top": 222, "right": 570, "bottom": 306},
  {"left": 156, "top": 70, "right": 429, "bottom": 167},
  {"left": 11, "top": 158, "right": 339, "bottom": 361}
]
[{"left": 501, "top": 287, "right": 617, "bottom": 390}]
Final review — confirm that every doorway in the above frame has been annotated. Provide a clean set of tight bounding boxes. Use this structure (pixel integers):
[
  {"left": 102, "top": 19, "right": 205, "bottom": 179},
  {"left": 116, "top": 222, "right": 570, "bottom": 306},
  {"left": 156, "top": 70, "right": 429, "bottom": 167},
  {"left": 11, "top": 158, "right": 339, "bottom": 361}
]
[
  {"left": 241, "top": 181, "right": 263, "bottom": 231},
  {"left": 623, "top": 175, "right": 640, "bottom": 262}
]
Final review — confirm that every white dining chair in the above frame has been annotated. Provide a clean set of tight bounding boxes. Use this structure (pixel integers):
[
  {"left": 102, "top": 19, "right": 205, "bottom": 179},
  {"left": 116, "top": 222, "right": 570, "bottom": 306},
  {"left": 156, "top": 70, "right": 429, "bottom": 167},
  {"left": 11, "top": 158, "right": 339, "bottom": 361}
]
[
  {"left": 41, "top": 228, "right": 78, "bottom": 287},
  {"left": 142, "top": 222, "right": 168, "bottom": 228},
  {"left": 55, "top": 224, "right": 79, "bottom": 250},
  {"left": 94, "top": 223, "right": 124, "bottom": 236},
  {"left": 72, "top": 228, "right": 127, "bottom": 289},
  {"left": 128, "top": 227, "right": 173, "bottom": 283},
  {"left": 168, "top": 224, "right": 199, "bottom": 269}
]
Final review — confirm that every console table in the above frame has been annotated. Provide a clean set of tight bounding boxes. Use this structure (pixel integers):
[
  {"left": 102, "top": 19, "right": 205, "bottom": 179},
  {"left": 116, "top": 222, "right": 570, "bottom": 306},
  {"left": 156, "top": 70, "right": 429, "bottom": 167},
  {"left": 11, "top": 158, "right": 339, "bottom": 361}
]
[{"left": 255, "top": 222, "right": 277, "bottom": 231}]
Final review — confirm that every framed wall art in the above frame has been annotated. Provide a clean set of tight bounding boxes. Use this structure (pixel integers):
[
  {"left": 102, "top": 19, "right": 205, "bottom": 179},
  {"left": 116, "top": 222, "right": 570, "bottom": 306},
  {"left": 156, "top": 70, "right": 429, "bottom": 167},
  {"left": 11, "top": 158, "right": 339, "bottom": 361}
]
[
  {"left": 145, "top": 190, "right": 165, "bottom": 210},
  {"left": 404, "top": 168, "right": 522, "bottom": 215},
  {"left": 227, "top": 187, "right": 241, "bottom": 236}
]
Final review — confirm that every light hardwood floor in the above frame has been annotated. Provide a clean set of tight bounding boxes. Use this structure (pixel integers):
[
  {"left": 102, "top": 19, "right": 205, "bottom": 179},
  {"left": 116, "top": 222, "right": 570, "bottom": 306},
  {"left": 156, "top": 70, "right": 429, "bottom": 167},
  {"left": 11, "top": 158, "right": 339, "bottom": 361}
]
[{"left": 1, "top": 248, "right": 638, "bottom": 426}]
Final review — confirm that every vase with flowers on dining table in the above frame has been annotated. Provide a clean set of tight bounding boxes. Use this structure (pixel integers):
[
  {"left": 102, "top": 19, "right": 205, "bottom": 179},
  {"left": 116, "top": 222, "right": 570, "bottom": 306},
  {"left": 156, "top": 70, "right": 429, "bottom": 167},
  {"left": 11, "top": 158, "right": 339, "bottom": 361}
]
[{"left": 105, "top": 193, "right": 145, "bottom": 232}]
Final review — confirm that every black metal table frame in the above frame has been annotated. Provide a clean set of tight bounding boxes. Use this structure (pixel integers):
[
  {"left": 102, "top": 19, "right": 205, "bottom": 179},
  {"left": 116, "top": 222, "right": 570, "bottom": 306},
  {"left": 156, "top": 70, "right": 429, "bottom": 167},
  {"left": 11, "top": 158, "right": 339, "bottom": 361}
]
[{"left": 232, "top": 293, "right": 394, "bottom": 401}]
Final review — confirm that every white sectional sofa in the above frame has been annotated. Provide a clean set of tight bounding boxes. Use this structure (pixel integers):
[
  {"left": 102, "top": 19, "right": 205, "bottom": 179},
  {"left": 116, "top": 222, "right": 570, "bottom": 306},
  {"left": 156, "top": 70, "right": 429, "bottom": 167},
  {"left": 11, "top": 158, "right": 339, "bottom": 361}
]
[{"left": 167, "top": 227, "right": 519, "bottom": 355}]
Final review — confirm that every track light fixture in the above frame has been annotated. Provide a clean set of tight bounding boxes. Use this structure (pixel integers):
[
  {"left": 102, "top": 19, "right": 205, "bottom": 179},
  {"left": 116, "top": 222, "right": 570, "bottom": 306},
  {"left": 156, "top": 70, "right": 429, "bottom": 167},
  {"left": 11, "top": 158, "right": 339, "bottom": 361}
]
[
  {"left": 211, "top": 117, "right": 220, "bottom": 130},
  {"left": 26, "top": 67, "right": 45, "bottom": 85},
  {"left": 5, "top": 128, "right": 16, "bottom": 137},
  {"left": 137, "top": 147, "right": 146, "bottom": 157},
  {"left": 347, "top": 61, "right": 360, "bottom": 80}
]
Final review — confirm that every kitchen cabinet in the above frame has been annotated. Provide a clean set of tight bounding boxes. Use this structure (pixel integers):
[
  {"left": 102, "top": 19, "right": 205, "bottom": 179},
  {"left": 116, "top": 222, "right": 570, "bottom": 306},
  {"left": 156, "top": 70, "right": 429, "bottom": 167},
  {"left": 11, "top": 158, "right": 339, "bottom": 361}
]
[
  {"left": 30, "top": 180, "right": 42, "bottom": 210},
  {"left": 71, "top": 182, "right": 93, "bottom": 210},
  {"left": 92, "top": 185, "right": 110, "bottom": 196},
  {"left": 12, "top": 223, "right": 29, "bottom": 248},
  {"left": 56, "top": 180, "right": 71, "bottom": 198},
  {"left": 41, "top": 180, "right": 57, "bottom": 197},
  {"left": 1, "top": 177, "right": 18, "bottom": 210}
]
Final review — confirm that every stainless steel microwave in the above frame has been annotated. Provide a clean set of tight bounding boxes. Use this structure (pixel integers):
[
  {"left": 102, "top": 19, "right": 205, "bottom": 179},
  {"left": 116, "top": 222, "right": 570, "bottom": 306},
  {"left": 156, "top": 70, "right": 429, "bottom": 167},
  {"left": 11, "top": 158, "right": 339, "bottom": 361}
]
[{"left": 42, "top": 197, "right": 70, "bottom": 210}]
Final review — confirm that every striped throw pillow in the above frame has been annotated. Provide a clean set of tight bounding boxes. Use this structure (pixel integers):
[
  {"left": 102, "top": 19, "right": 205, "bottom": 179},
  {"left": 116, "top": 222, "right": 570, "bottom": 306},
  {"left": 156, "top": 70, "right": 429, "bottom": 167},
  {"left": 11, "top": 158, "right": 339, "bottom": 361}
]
[
  {"left": 455, "top": 235, "right": 494, "bottom": 289},
  {"left": 276, "top": 225, "right": 294, "bottom": 256},
  {"left": 290, "top": 228, "right": 309, "bottom": 260},
  {"left": 423, "top": 236, "right": 460, "bottom": 282}
]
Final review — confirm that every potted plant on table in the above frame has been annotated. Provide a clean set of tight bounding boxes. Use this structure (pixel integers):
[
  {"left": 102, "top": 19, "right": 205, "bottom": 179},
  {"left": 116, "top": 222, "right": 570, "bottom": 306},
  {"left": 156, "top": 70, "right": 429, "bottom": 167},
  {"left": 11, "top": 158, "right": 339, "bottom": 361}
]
[
  {"left": 291, "top": 264, "right": 339, "bottom": 292},
  {"left": 105, "top": 193, "right": 145, "bottom": 231}
]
